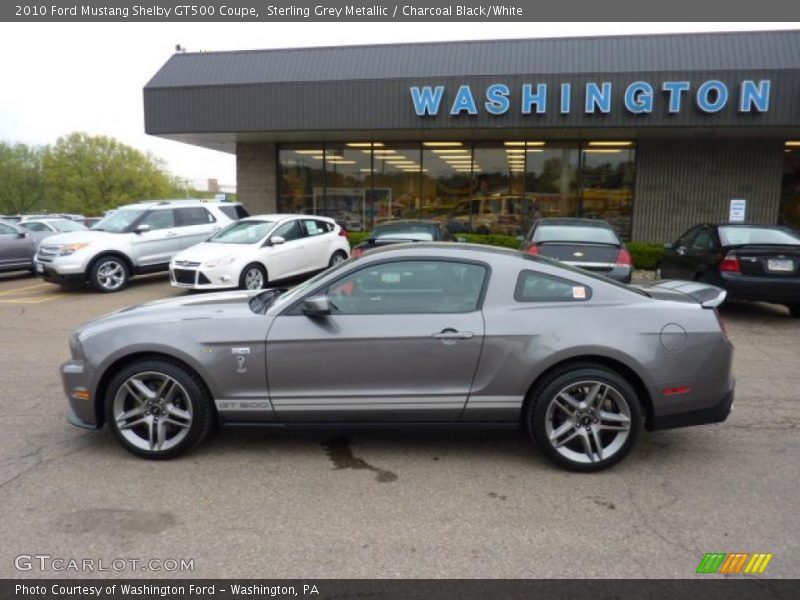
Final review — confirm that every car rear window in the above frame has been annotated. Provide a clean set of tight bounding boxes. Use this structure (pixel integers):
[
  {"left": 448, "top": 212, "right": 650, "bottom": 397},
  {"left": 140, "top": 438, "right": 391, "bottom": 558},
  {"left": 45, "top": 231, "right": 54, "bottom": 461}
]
[
  {"left": 718, "top": 226, "right": 800, "bottom": 246},
  {"left": 218, "top": 204, "right": 250, "bottom": 220},
  {"left": 372, "top": 223, "right": 438, "bottom": 241},
  {"left": 533, "top": 225, "right": 619, "bottom": 245},
  {"left": 515, "top": 270, "right": 592, "bottom": 302}
]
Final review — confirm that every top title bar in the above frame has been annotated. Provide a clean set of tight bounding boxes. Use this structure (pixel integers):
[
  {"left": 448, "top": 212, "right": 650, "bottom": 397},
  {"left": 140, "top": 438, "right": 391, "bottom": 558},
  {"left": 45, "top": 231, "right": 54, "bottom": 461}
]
[{"left": 3, "top": 0, "right": 799, "bottom": 21}]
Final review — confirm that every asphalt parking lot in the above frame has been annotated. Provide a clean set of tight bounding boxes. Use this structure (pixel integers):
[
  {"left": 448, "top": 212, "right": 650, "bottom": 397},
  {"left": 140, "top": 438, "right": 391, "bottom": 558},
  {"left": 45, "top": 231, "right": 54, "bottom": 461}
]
[{"left": 0, "top": 270, "right": 798, "bottom": 579}]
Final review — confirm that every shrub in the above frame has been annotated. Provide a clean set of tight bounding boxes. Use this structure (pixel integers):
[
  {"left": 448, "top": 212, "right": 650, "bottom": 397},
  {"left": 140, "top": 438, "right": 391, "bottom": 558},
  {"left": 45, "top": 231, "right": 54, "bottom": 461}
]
[{"left": 627, "top": 243, "right": 664, "bottom": 270}]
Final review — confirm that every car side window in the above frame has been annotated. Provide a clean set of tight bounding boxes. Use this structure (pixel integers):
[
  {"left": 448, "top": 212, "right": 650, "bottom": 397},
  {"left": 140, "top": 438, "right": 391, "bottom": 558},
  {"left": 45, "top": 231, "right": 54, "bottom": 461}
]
[
  {"left": 273, "top": 220, "right": 304, "bottom": 242},
  {"left": 302, "top": 219, "right": 325, "bottom": 236},
  {"left": 22, "top": 222, "right": 49, "bottom": 232},
  {"left": 0, "top": 223, "right": 17, "bottom": 235},
  {"left": 515, "top": 270, "right": 592, "bottom": 302},
  {"left": 675, "top": 226, "right": 700, "bottom": 249},
  {"left": 175, "top": 207, "right": 215, "bottom": 226},
  {"left": 691, "top": 228, "right": 715, "bottom": 251},
  {"left": 324, "top": 260, "right": 487, "bottom": 315},
  {"left": 316, "top": 220, "right": 333, "bottom": 233},
  {"left": 139, "top": 209, "right": 176, "bottom": 231}
]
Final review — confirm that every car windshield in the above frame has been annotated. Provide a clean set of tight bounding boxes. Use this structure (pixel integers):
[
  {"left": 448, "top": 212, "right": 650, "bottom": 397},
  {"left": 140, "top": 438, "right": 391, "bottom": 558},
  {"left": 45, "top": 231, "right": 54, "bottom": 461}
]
[
  {"left": 534, "top": 225, "right": 619, "bottom": 245},
  {"left": 51, "top": 219, "right": 87, "bottom": 232},
  {"left": 91, "top": 209, "right": 146, "bottom": 233},
  {"left": 718, "top": 226, "right": 800, "bottom": 246},
  {"left": 371, "top": 224, "right": 437, "bottom": 241},
  {"left": 209, "top": 220, "right": 276, "bottom": 244}
]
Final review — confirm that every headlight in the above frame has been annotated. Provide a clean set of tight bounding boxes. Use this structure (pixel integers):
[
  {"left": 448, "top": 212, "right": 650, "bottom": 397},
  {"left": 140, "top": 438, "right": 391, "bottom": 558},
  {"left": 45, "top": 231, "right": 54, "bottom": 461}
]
[
  {"left": 59, "top": 242, "right": 91, "bottom": 256},
  {"left": 204, "top": 255, "right": 236, "bottom": 268}
]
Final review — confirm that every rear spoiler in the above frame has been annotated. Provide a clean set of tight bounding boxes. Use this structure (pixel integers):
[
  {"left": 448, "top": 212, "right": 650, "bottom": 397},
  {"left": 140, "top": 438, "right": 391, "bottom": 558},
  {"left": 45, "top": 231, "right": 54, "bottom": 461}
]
[{"left": 644, "top": 280, "right": 727, "bottom": 308}]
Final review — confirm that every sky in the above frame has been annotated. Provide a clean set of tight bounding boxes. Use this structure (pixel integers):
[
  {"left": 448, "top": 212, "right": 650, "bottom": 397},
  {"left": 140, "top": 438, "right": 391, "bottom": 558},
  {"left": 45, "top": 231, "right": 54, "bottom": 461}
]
[{"left": 0, "top": 22, "right": 797, "bottom": 189}]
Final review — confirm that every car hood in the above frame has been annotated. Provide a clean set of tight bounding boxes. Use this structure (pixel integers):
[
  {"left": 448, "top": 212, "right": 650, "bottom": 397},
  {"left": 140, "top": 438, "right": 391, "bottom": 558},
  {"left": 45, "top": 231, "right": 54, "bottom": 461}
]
[
  {"left": 74, "top": 290, "right": 261, "bottom": 339},
  {"left": 173, "top": 242, "right": 251, "bottom": 262},
  {"left": 39, "top": 230, "right": 123, "bottom": 246}
]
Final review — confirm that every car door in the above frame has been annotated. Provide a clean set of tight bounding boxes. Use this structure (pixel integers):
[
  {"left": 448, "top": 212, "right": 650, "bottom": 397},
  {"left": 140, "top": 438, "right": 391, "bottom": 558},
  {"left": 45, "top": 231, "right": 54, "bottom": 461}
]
[
  {"left": 685, "top": 226, "right": 719, "bottom": 280},
  {"left": 132, "top": 209, "right": 179, "bottom": 266},
  {"left": 173, "top": 206, "right": 221, "bottom": 251},
  {"left": 661, "top": 225, "right": 701, "bottom": 279},
  {"left": 0, "top": 222, "right": 35, "bottom": 268},
  {"left": 265, "top": 259, "right": 487, "bottom": 422},
  {"left": 299, "top": 219, "right": 334, "bottom": 271},
  {"left": 264, "top": 219, "right": 309, "bottom": 280}
]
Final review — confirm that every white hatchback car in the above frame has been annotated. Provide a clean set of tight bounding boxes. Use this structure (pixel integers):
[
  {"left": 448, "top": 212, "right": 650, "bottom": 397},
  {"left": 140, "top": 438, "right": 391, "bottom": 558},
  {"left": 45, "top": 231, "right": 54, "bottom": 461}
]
[{"left": 169, "top": 214, "right": 350, "bottom": 290}]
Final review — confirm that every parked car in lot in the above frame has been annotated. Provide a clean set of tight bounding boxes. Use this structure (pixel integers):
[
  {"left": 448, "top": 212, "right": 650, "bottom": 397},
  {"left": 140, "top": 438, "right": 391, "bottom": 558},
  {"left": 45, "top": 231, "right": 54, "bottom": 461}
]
[
  {"left": 20, "top": 218, "right": 88, "bottom": 236},
  {"left": 520, "top": 218, "right": 633, "bottom": 283},
  {"left": 658, "top": 223, "right": 800, "bottom": 317},
  {"left": 169, "top": 214, "right": 350, "bottom": 291},
  {"left": 0, "top": 215, "right": 22, "bottom": 224},
  {"left": 62, "top": 243, "right": 734, "bottom": 471},
  {"left": 352, "top": 220, "right": 453, "bottom": 257},
  {"left": 34, "top": 199, "right": 247, "bottom": 292},
  {"left": 0, "top": 220, "right": 38, "bottom": 273}
]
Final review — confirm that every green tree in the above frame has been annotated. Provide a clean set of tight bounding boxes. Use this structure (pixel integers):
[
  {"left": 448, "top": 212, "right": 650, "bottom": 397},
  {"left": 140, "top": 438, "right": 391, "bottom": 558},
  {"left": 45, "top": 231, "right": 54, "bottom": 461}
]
[
  {"left": 0, "top": 141, "right": 46, "bottom": 214},
  {"left": 43, "top": 132, "right": 178, "bottom": 215}
]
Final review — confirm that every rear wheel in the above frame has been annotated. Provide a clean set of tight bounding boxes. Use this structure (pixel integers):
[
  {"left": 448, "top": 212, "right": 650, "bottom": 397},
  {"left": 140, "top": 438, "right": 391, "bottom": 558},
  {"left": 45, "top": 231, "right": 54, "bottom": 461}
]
[
  {"left": 329, "top": 250, "right": 347, "bottom": 267},
  {"left": 526, "top": 364, "right": 641, "bottom": 472},
  {"left": 788, "top": 304, "right": 800, "bottom": 318},
  {"left": 239, "top": 263, "right": 267, "bottom": 290},
  {"left": 105, "top": 359, "right": 212, "bottom": 459},
  {"left": 89, "top": 255, "right": 130, "bottom": 293}
]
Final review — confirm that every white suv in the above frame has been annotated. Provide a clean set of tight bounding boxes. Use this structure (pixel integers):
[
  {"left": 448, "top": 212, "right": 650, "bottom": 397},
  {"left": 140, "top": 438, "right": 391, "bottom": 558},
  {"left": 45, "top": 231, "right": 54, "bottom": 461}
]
[{"left": 34, "top": 199, "right": 248, "bottom": 292}]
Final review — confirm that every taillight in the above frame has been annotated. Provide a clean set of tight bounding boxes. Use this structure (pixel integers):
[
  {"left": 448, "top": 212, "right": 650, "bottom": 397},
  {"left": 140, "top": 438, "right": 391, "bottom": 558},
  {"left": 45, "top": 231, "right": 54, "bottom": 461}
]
[
  {"left": 526, "top": 245, "right": 539, "bottom": 255},
  {"left": 615, "top": 248, "right": 633, "bottom": 267},
  {"left": 719, "top": 253, "right": 741, "bottom": 273},
  {"left": 338, "top": 228, "right": 349, "bottom": 238},
  {"left": 352, "top": 247, "right": 364, "bottom": 257}
]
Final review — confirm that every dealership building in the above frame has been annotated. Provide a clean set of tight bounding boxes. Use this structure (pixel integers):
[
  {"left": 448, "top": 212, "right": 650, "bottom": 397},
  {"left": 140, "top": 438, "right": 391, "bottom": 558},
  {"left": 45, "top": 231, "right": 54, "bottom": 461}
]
[{"left": 144, "top": 30, "right": 800, "bottom": 241}]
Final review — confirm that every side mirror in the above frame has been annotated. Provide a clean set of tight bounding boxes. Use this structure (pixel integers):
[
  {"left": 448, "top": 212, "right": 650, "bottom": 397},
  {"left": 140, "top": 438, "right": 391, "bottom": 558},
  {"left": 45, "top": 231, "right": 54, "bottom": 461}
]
[
  {"left": 135, "top": 224, "right": 151, "bottom": 234},
  {"left": 269, "top": 235, "right": 286, "bottom": 246},
  {"left": 302, "top": 295, "right": 331, "bottom": 317},
  {"left": 17, "top": 231, "right": 28, "bottom": 239}
]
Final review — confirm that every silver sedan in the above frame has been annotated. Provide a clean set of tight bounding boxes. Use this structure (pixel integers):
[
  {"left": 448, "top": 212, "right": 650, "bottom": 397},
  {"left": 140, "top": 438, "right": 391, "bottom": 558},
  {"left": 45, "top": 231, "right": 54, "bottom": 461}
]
[{"left": 61, "top": 244, "right": 734, "bottom": 471}]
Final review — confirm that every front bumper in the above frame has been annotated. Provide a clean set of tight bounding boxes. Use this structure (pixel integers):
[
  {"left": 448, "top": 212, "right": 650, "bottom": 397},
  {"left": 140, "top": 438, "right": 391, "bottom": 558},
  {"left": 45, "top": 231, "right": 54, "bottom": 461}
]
[
  {"left": 169, "top": 265, "right": 238, "bottom": 290},
  {"left": 61, "top": 359, "right": 100, "bottom": 429},
  {"left": 35, "top": 257, "right": 87, "bottom": 284}
]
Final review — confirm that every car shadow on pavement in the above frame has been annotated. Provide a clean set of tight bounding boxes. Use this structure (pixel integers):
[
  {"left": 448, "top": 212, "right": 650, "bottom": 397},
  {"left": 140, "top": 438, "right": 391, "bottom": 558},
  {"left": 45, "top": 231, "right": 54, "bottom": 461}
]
[{"left": 718, "top": 300, "right": 792, "bottom": 321}]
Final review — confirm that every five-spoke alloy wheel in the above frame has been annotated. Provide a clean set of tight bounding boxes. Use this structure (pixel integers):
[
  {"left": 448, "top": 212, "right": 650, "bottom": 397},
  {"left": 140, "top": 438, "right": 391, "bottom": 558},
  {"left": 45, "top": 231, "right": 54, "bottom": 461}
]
[
  {"left": 89, "top": 256, "right": 129, "bottom": 293},
  {"left": 528, "top": 364, "right": 641, "bottom": 471},
  {"left": 106, "top": 359, "right": 212, "bottom": 459}
]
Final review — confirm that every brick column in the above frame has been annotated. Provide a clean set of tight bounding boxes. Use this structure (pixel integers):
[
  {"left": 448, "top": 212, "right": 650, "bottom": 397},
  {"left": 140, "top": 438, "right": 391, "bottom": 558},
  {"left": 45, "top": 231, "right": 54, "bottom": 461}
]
[{"left": 236, "top": 142, "right": 277, "bottom": 214}]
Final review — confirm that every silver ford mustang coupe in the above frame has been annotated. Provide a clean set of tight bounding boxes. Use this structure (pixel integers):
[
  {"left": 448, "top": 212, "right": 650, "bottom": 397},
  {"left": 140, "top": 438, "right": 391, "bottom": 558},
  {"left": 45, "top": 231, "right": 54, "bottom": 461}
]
[{"left": 61, "top": 244, "right": 734, "bottom": 471}]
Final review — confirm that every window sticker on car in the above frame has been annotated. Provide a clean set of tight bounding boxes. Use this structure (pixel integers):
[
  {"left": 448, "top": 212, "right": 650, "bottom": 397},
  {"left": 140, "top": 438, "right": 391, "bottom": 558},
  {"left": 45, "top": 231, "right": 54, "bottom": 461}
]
[
  {"left": 573, "top": 286, "right": 587, "bottom": 299},
  {"left": 381, "top": 272, "right": 401, "bottom": 284}
]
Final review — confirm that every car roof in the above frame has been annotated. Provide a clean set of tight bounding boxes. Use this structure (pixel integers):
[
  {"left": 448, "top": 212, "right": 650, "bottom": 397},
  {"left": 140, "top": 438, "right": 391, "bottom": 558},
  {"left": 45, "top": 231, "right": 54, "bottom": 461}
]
[
  {"left": 536, "top": 218, "right": 613, "bottom": 228},
  {"left": 243, "top": 213, "right": 334, "bottom": 222},
  {"left": 118, "top": 199, "right": 243, "bottom": 210},
  {"left": 373, "top": 219, "right": 441, "bottom": 227}
]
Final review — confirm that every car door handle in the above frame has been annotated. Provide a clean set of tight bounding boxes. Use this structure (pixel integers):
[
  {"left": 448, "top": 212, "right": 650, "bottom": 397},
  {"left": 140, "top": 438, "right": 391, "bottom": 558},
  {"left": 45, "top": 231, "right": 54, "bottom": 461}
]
[{"left": 432, "top": 330, "right": 474, "bottom": 340}]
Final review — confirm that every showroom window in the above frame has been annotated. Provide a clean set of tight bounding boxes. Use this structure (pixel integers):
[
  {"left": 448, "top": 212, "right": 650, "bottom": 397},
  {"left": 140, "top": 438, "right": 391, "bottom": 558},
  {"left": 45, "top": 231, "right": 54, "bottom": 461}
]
[
  {"left": 781, "top": 142, "right": 800, "bottom": 230},
  {"left": 580, "top": 142, "right": 636, "bottom": 240},
  {"left": 325, "top": 260, "right": 487, "bottom": 314},
  {"left": 277, "top": 141, "right": 636, "bottom": 238}
]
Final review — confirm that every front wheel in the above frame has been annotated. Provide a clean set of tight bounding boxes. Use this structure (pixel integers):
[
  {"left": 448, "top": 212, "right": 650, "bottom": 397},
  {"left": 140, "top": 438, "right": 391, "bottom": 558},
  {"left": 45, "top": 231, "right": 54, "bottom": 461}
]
[
  {"left": 329, "top": 250, "right": 347, "bottom": 267},
  {"left": 239, "top": 263, "right": 267, "bottom": 290},
  {"left": 527, "top": 365, "right": 641, "bottom": 472},
  {"left": 89, "top": 255, "right": 130, "bottom": 293},
  {"left": 105, "top": 359, "right": 213, "bottom": 459}
]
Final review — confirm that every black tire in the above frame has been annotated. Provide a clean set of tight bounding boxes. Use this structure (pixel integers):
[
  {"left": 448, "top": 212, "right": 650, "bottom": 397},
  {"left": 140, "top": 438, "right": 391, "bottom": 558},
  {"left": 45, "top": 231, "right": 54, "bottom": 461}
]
[
  {"left": 239, "top": 263, "right": 267, "bottom": 290},
  {"left": 104, "top": 358, "right": 213, "bottom": 460},
  {"left": 526, "top": 363, "right": 642, "bottom": 472},
  {"left": 788, "top": 304, "right": 800, "bottom": 318},
  {"left": 89, "top": 255, "right": 130, "bottom": 293},
  {"left": 329, "top": 250, "right": 348, "bottom": 267}
]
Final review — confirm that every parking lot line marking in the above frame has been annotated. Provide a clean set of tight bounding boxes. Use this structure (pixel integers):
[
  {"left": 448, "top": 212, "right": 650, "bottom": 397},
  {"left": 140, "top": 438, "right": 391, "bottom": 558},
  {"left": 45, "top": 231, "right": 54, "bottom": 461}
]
[
  {"left": 0, "top": 282, "right": 50, "bottom": 296},
  {"left": 0, "top": 295, "right": 62, "bottom": 304}
]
